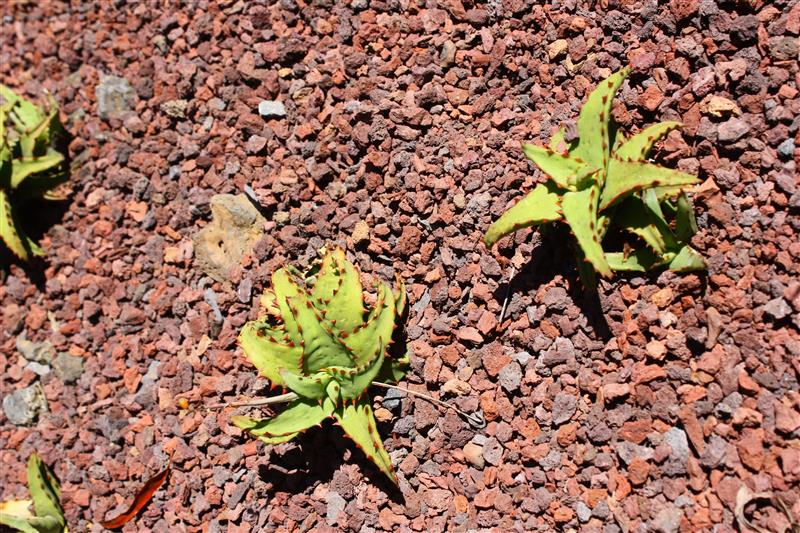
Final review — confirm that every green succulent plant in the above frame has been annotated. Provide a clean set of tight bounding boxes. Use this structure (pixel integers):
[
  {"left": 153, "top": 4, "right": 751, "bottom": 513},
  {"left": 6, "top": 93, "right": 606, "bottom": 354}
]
[
  {"left": 232, "top": 246, "right": 408, "bottom": 484},
  {"left": 0, "top": 85, "right": 68, "bottom": 260},
  {"left": 0, "top": 453, "right": 67, "bottom": 533},
  {"left": 485, "top": 67, "right": 705, "bottom": 288}
]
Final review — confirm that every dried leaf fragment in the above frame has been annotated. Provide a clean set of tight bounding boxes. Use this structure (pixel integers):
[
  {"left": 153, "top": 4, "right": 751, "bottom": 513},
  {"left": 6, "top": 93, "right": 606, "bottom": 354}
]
[
  {"left": 101, "top": 463, "right": 170, "bottom": 530},
  {"left": 734, "top": 485, "right": 773, "bottom": 533}
]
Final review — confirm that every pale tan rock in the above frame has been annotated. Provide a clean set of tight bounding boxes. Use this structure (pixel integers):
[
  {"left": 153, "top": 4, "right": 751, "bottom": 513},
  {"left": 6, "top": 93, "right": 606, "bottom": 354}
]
[{"left": 193, "top": 194, "right": 265, "bottom": 283}]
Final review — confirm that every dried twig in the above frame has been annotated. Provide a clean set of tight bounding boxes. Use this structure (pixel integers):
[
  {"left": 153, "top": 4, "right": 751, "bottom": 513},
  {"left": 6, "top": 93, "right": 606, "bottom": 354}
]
[
  {"left": 497, "top": 265, "right": 516, "bottom": 328},
  {"left": 205, "top": 391, "right": 298, "bottom": 409},
  {"left": 204, "top": 382, "right": 486, "bottom": 429},
  {"left": 371, "top": 381, "right": 485, "bottom": 429}
]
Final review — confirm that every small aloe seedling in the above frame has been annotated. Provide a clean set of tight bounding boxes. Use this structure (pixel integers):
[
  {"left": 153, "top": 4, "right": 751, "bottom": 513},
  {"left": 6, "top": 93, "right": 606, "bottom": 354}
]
[
  {"left": 232, "top": 246, "right": 408, "bottom": 483},
  {"left": 0, "top": 85, "right": 68, "bottom": 260},
  {"left": 485, "top": 68, "right": 705, "bottom": 288},
  {"left": 0, "top": 453, "right": 67, "bottom": 533}
]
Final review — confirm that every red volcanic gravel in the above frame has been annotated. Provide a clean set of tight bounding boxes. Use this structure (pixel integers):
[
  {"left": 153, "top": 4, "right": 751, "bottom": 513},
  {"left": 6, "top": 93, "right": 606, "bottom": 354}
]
[{"left": 1, "top": 1, "right": 798, "bottom": 532}]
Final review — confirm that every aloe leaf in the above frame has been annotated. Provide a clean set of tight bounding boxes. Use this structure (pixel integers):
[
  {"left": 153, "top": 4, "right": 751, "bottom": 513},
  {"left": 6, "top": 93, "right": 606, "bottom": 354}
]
[
  {"left": 642, "top": 189, "right": 681, "bottom": 250},
  {"left": 308, "top": 246, "right": 342, "bottom": 303},
  {"left": 673, "top": 192, "right": 698, "bottom": 243},
  {"left": 27, "top": 455, "right": 62, "bottom": 523},
  {"left": 614, "top": 121, "right": 681, "bottom": 161},
  {"left": 286, "top": 289, "right": 353, "bottom": 372},
  {"left": 0, "top": 86, "right": 55, "bottom": 160},
  {"left": 615, "top": 196, "right": 675, "bottom": 254},
  {"left": 641, "top": 187, "right": 666, "bottom": 221},
  {"left": 0, "top": 498, "right": 64, "bottom": 533},
  {"left": 0, "top": 85, "right": 20, "bottom": 108},
  {"left": 597, "top": 213, "right": 610, "bottom": 238},
  {"left": 258, "top": 289, "right": 280, "bottom": 314},
  {"left": 0, "top": 500, "right": 37, "bottom": 533},
  {"left": 11, "top": 153, "right": 64, "bottom": 189},
  {"left": 668, "top": 245, "right": 706, "bottom": 272},
  {"left": 27, "top": 516, "right": 64, "bottom": 533},
  {"left": 232, "top": 397, "right": 335, "bottom": 441},
  {"left": 334, "top": 398, "right": 397, "bottom": 484},
  {"left": 238, "top": 322, "right": 303, "bottom": 386},
  {"left": 522, "top": 144, "right": 596, "bottom": 190},
  {"left": 19, "top": 107, "right": 58, "bottom": 159},
  {"left": 325, "top": 338, "right": 386, "bottom": 400},
  {"left": 231, "top": 415, "right": 299, "bottom": 444},
  {"left": 0, "top": 500, "right": 34, "bottom": 518},
  {"left": 270, "top": 269, "right": 306, "bottom": 348},
  {"left": 0, "top": 514, "right": 40, "bottom": 533},
  {"left": 652, "top": 184, "right": 690, "bottom": 201},
  {"left": 561, "top": 185, "right": 612, "bottom": 278},
  {"left": 376, "top": 354, "right": 409, "bottom": 384},
  {"left": 0, "top": 514, "right": 63, "bottom": 533},
  {"left": 25, "top": 455, "right": 65, "bottom": 533},
  {"left": 257, "top": 433, "right": 300, "bottom": 444},
  {"left": 600, "top": 158, "right": 699, "bottom": 212},
  {"left": 484, "top": 181, "right": 563, "bottom": 248},
  {"left": 24, "top": 235, "right": 45, "bottom": 258},
  {"left": 548, "top": 126, "right": 579, "bottom": 153},
  {"left": 611, "top": 129, "right": 626, "bottom": 152},
  {"left": 572, "top": 67, "right": 631, "bottom": 173},
  {"left": 0, "top": 189, "right": 29, "bottom": 260},
  {"left": 310, "top": 247, "right": 365, "bottom": 334},
  {"left": 605, "top": 249, "right": 663, "bottom": 271},
  {"left": 324, "top": 379, "right": 342, "bottom": 405},
  {"left": 344, "top": 283, "right": 396, "bottom": 365},
  {"left": 9, "top": 97, "right": 43, "bottom": 132},
  {"left": 549, "top": 127, "right": 565, "bottom": 151},
  {"left": 8, "top": 99, "right": 50, "bottom": 158},
  {"left": 0, "top": 89, "right": 67, "bottom": 261},
  {"left": 379, "top": 277, "right": 410, "bottom": 384},
  {"left": 279, "top": 369, "right": 331, "bottom": 400}
]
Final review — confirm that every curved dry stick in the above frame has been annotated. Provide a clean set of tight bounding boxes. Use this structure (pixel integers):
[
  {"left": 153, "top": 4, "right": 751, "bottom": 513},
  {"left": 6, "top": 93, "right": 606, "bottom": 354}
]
[
  {"left": 203, "top": 383, "right": 486, "bottom": 429},
  {"left": 204, "top": 391, "right": 297, "bottom": 409},
  {"left": 371, "top": 381, "right": 486, "bottom": 429}
]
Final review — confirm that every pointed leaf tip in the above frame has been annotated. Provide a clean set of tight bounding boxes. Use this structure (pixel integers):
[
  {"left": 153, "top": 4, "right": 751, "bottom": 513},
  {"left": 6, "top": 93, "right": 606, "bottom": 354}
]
[
  {"left": 484, "top": 181, "right": 562, "bottom": 248},
  {"left": 562, "top": 186, "right": 612, "bottom": 279}
]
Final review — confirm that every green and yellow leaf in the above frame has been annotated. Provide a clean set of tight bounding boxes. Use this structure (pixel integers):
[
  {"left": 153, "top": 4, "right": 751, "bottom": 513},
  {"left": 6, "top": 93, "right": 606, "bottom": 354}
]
[{"left": 484, "top": 182, "right": 562, "bottom": 248}]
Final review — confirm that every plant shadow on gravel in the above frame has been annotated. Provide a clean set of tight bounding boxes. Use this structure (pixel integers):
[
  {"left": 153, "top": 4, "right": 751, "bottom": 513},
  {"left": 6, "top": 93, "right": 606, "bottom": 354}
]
[
  {"left": 493, "top": 224, "right": 613, "bottom": 340},
  {"left": 0, "top": 197, "right": 72, "bottom": 285},
  {"left": 257, "top": 422, "right": 404, "bottom": 502},
  {"left": 494, "top": 222, "right": 711, "bottom": 343}
]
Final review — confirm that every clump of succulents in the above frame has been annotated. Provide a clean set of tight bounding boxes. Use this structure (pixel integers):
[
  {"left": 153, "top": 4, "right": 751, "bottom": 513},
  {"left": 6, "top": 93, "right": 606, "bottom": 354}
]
[
  {"left": 0, "top": 453, "right": 67, "bottom": 533},
  {"left": 0, "top": 85, "right": 68, "bottom": 260},
  {"left": 233, "top": 246, "right": 408, "bottom": 484},
  {"left": 485, "top": 67, "right": 705, "bottom": 288}
]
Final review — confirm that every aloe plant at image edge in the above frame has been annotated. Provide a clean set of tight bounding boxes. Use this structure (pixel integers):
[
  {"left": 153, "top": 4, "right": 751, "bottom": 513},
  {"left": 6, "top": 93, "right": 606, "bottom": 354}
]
[
  {"left": 232, "top": 247, "right": 409, "bottom": 484},
  {"left": 0, "top": 85, "right": 68, "bottom": 260},
  {"left": 0, "top": 453, "right": 67, "bottom": 533},
  {"left": 485, "top": 67, "right": 706, "bottom": 288}
]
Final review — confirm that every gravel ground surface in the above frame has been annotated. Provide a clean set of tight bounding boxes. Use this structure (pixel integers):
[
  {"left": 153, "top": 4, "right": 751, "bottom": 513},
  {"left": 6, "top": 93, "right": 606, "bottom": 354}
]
[{"left": 1, "top": 1, "right": 799, "bottom": 532}]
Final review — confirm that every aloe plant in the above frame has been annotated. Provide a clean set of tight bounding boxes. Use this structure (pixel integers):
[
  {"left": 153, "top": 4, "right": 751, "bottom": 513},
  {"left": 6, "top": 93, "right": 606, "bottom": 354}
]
[
  {"left": 0, "top": 453, "right": 67, "bottom": 533},
  {"left": 0, "top": 85, "right": 68, "bottom": 260},
  {"left": 485, "top": 68, "right": 705, "bottom": 288},
  {"left": 232, "top": 246, "right": 408, "bottom": 483}
]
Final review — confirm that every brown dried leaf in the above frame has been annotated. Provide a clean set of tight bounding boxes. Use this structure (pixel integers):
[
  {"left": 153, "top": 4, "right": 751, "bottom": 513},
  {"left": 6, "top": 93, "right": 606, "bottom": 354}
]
[
  {"left": 734, "top": 485, "right": 773, "bottom": 533},
  {"left": 101, "top": 463, "right": 170, "bottom": 530}
]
